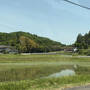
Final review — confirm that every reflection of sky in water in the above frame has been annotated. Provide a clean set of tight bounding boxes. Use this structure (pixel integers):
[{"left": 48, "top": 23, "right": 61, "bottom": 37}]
[{"left": 48, "top": 69, "right": 75, "bottom": 78}]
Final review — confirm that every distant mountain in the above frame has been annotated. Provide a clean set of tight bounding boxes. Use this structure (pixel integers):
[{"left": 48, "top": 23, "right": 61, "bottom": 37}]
[{"left": 0, "top": 31, "right": 64, "bottom": 53}]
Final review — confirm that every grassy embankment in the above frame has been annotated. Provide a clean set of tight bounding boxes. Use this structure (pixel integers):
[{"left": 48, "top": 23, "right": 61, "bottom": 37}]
[{"left": 0, "top": 54, "right": 89, "bottom": 89}]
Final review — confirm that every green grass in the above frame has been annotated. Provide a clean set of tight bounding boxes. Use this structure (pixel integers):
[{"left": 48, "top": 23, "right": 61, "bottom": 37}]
[
  {"left": 0, "top": 54, "right": 89, "bottom": 89},
  {"left": 0, "top": 75, "right": 90, "bottom": 90}
]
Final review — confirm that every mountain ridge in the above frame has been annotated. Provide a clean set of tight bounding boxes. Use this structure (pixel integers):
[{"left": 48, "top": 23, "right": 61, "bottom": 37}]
[{"left": 0, "top": 31, "right": 64, "bottom": 53}]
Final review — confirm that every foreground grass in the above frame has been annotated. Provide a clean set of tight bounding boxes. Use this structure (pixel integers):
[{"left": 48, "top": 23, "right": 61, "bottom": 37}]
[
  {"left": 0, "top": 75, "right": 90, "bottom": 90},
  {"left": 0, "top": 54, "right": 89, "bottom": 89}
]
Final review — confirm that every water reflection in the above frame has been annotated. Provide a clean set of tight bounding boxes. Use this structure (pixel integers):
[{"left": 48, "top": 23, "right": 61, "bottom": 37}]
[{"left": 48, "top": 69, "right": 75, "bottom": 78}]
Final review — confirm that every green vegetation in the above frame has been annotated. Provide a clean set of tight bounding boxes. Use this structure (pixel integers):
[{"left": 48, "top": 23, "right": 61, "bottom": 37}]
[
  {"left": 0, "top": 75, "right": 90, "bottom": 90},
  {"left": 75, "top": 31, "right": 90, "bottom": 49},
  {"left": 0, "top": 54, "right": 89, "bottom": 89},
  {"left": 0, "top": 31, "right": 64, "bottom": 53},
  {"left": 74, "top": 31, "right": 90, "bottom": 55},
  {"left": 77, "top": 49, "right": 90, "bottom": 56}
]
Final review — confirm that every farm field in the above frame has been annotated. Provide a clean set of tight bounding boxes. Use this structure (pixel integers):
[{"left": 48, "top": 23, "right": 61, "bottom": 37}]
[{"left": 0, "top": 54, "right": 90, "bottom": 90}]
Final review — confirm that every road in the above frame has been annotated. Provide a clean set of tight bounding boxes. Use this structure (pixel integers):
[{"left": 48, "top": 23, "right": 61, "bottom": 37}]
[{"left": 64, "top": 85, "right": 90, "bottom": 90}]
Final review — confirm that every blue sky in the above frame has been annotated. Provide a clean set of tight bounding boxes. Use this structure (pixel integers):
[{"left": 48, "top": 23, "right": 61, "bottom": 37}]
[{"left": 0, "top": 0, "right": 90, "bottom": 45}]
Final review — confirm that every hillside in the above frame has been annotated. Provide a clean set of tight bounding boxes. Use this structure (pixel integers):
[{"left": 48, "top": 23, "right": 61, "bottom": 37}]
[{"left": 0, "top": 31, "right": 63, "bottom": 53}]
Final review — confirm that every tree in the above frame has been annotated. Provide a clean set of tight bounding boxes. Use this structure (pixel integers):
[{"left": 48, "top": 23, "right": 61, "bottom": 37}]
[
  {"left": 76, "top": 34, "right": 83, "bottom": 43},
  {"left": 19, "top": 36, "right": 38, "bottom": 53}
]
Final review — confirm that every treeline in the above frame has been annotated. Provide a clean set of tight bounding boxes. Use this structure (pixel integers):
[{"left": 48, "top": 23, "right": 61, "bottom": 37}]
[
  {"left": 0, "top": 31, "right": 64, "bottom": 53},
  {"left": 75, "top": 31, "right": 90, "bottom": 49}
]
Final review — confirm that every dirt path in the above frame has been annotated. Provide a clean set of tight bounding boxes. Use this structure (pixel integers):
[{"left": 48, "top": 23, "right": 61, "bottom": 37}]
[{"left": 64, "top": 85, "right": 90, "bottom": 90}]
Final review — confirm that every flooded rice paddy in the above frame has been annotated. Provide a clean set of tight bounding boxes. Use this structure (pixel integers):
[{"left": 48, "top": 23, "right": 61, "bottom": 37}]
[{"left": 47, "top": 69, "right": 75, "bottom": 78}]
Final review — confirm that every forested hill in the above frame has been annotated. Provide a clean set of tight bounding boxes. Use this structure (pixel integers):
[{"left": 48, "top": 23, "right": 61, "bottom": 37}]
[
  {"left": 75, "top": 31, "right": 90, "bottom": 49},
  {"left": 0, "top": 31, "right": 64, "bottom": 53}
]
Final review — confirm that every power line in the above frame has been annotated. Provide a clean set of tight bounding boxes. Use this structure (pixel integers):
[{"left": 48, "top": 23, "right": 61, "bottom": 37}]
[{"left": 62, "top": 0, "right": 90, "bottom": 10}]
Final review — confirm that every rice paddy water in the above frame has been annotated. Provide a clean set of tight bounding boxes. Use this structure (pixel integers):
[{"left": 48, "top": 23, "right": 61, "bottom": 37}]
[{"left": 47, "top": 69, "right": 76, "bottom": 78}]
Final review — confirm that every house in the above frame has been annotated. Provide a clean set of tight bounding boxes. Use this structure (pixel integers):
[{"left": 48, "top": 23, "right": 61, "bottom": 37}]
[
  {"left": 0, "top": 45, "right": 18, "bottom": 54},
  {"left": 64, "top": 47, "right": 77, "bottom": 53}
]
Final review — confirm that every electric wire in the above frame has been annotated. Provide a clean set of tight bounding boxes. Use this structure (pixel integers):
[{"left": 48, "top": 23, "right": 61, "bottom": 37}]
[{"left": 62, "top": 0, "right": 90, "bottom": 10}]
